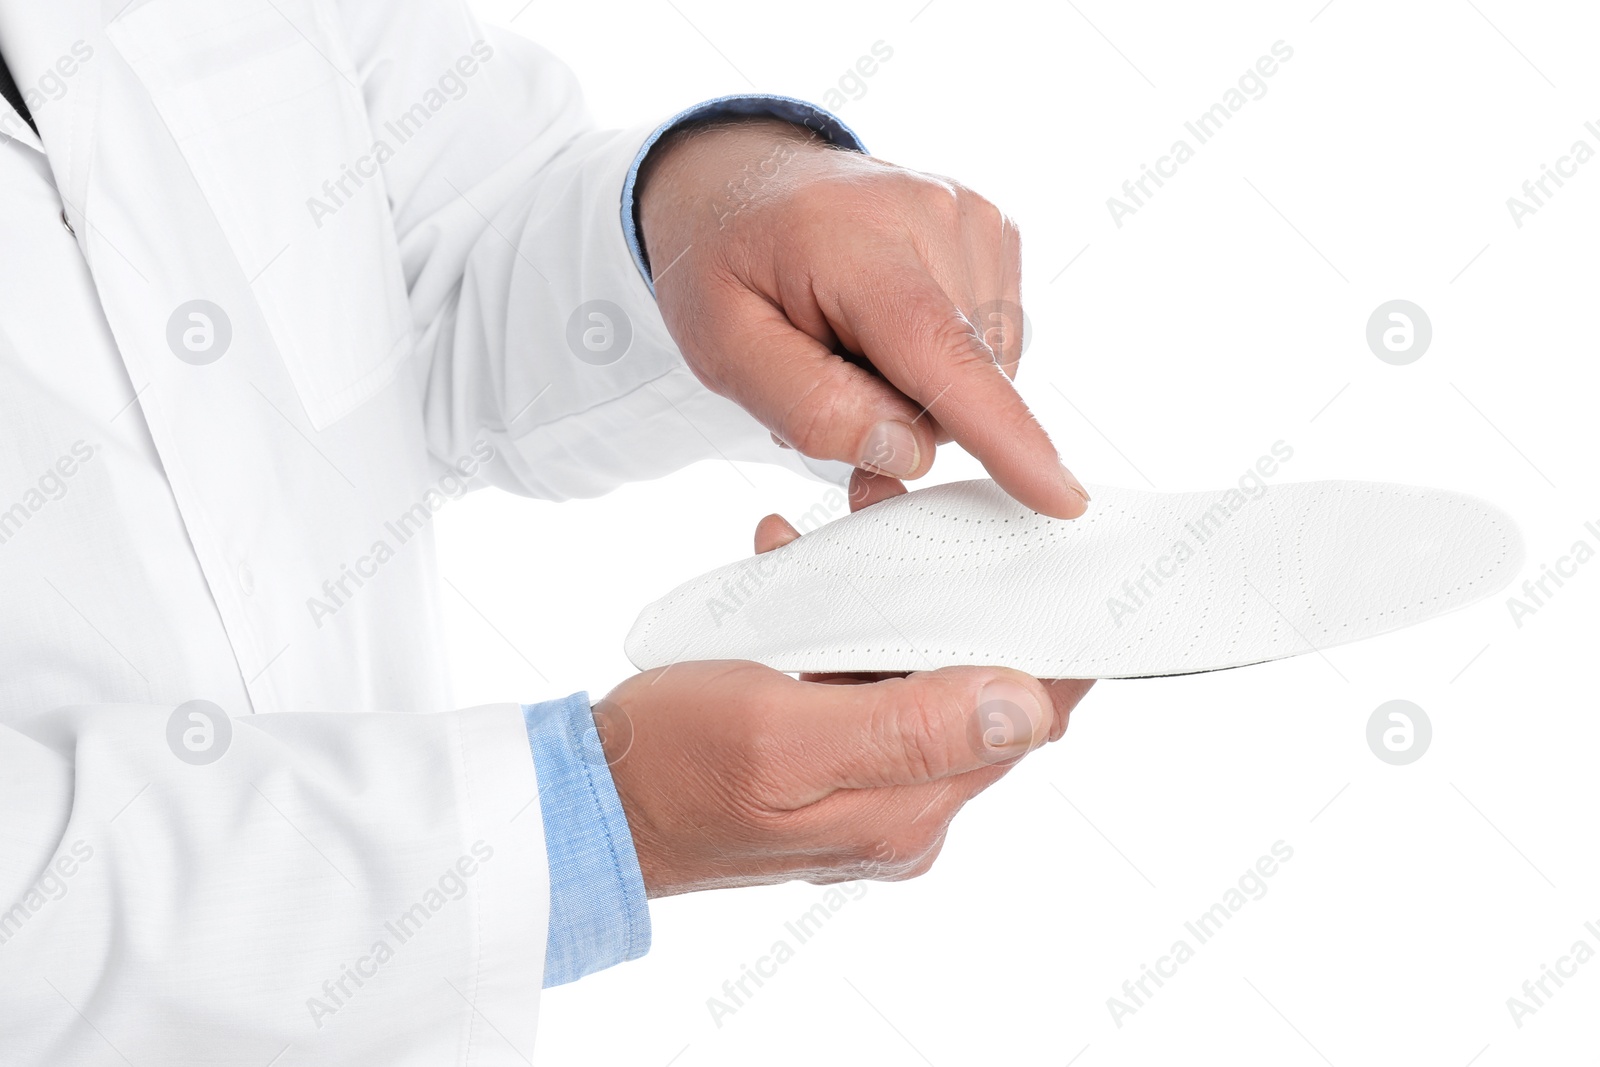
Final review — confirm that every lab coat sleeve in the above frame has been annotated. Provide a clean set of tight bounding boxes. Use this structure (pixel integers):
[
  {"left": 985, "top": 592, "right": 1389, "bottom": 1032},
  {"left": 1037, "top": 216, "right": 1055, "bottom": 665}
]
[
  {"left": 331, "top": 0, "right": 855, "bottom": 499},
  {"left": 0, "top": 702, "right": 549, "bottom": 1066}
]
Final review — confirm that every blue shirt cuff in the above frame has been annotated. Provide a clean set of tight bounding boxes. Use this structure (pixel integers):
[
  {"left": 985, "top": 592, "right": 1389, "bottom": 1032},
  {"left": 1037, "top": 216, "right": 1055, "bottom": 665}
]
[
  {"left": 621, "top": 94, "right": 869, "bottom": 295},
  {"left": 523, "top": 692, "right": 651, "bottom": 987}
]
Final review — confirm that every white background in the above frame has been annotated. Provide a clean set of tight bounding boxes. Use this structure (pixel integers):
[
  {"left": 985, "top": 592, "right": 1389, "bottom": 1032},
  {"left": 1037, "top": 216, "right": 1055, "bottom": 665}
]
[{"left": 446, "top": 1, "right": 1599, "bottom": 1063}]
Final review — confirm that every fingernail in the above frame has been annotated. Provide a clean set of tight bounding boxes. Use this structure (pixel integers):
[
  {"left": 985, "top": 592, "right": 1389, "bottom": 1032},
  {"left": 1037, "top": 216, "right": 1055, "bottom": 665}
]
[
  {"left": 860, "top": 420, "right": 919, "bottom": 478},
  {"left": 1062, "top": 464, "right": 1091, "bottom": 505},
  {"left": 976, "top": 680, "right": 1047, "bottom": 758}
]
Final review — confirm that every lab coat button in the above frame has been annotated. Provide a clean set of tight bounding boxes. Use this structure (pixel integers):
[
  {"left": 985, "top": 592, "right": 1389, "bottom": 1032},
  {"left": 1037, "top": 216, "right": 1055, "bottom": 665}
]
[
  {"left": 237, "top": 562, "right": 255, "bottom": 596},
  {"left": 60, "top": 209, "right": 74, "bottom": 237}
]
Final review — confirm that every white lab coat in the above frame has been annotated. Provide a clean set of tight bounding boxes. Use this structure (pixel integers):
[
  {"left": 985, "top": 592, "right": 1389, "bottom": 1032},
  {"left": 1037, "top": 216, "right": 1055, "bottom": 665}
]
[{"left": 0, "top": 0, "right": 819, "bottom": 1061}]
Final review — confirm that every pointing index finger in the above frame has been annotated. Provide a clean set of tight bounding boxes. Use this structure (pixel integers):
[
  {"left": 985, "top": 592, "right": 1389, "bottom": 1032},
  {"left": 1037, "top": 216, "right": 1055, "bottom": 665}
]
[{"left": 835, "top": 259, "right": 1088, "bottom": 519}]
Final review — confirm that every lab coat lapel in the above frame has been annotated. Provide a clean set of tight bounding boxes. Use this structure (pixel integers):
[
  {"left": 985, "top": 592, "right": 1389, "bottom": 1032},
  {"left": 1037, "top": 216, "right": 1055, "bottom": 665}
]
[
  {"left": 102, "top": 0, "right": 415, "bottom": 431},
  {"left": 0, "top": 0, "right": 99, "bottom": 220},
  {"left": 0, "top": 0, "right": 415, "bottom": 434},
  {"left": 0, "top": 0, "right": 436, "bottom": 715}
]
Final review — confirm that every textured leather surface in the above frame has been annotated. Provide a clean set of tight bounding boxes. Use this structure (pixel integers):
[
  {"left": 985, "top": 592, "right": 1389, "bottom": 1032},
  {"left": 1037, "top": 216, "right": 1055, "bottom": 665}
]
[{"left": 626, "top": 480, "right": 1524, "bottom": 678}]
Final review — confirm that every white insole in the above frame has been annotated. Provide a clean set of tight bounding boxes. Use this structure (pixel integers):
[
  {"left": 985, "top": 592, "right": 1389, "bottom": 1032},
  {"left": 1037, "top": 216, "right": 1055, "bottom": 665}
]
[{"left": 626, "top": 480, "right": 1523, "bottom": 678}]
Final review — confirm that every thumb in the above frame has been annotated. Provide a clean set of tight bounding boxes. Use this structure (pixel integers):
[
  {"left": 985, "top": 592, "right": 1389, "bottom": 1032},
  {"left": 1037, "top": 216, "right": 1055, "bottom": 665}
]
[{"left": 803, "top": 666, "right": 1057, "bottom": 794}]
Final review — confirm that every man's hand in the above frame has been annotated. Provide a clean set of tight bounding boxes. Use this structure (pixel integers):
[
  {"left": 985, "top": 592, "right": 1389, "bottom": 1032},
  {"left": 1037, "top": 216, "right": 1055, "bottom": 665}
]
[
  {"left": 636, "top": 118, "right": 1089, "bottom": 520},
  {"left": 595, "top": 478, "right": 1092, "bottom": 897},
  {"left": 596, "top": 659, "right": 1092, "bottom": 897}
]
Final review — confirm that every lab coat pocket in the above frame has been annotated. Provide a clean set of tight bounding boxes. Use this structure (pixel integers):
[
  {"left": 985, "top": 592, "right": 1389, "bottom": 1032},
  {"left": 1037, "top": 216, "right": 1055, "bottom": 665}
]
[{"left": 108, "top": 0, "right": 414, "bottom": 430}]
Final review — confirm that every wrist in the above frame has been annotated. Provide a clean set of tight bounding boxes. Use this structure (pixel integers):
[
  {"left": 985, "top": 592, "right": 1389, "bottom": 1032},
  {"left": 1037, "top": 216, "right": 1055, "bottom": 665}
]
[
  {"left": 636, "top": 117, "right": 829, "bottom": 270},
  {"left": 588, "top": 692, "right": 669, "bottom": 897}
]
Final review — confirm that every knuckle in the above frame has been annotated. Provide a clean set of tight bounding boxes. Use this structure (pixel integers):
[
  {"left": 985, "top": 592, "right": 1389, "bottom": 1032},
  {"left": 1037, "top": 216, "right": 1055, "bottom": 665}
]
[
  {"left": 743, "top": 705, "right": 794, "bottom": 765},
  {"left": 727, "top": 705, "right": 797, "bottom": 806},
  {"left": 957, "top": 183, "right": 998, "bottom": 219},
  {"left": 779, "top": 377, "right": 849, "bottom": 456},
  {"left": 877, "top": 688, "right": 955, "bottom": 781},
  {"left": 896, "top": 310, "right": 990, "bottom": 389},
  {"left": 923, "top": 181, "right": 963, "bottom": 222},
  {"left": 947, "top": 178, "right": 1004, "bottom": 230},
  {"left": 933, "top": 310, "right": 995, "bottom": 365}
]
